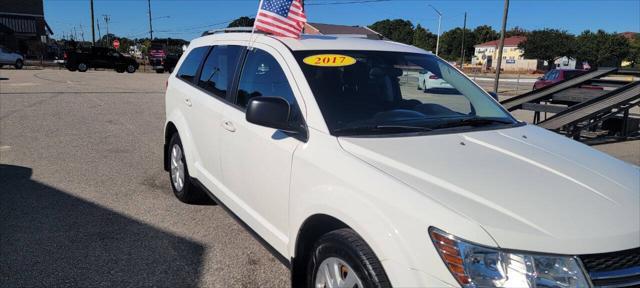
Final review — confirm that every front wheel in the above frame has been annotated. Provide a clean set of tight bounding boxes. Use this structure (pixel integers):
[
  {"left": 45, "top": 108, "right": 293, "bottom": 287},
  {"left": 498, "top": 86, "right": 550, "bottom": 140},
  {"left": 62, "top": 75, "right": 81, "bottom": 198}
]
[
  {"left": 14, "top": 59, "right": 23, "bottom": 69},
  {"left": 308, "top": 228, "right": 391, "bottom": 288}
]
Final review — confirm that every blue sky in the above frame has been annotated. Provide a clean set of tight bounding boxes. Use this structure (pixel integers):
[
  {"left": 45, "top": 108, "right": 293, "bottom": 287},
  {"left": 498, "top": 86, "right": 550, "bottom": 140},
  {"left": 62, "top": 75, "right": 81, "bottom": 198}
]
[{"left": 44, "top": 0, "right": 640, "bottom": 41}]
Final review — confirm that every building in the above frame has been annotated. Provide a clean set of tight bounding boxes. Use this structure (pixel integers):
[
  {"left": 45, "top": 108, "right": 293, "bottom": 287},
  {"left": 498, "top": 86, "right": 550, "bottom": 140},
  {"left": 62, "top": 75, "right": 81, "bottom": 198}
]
[
  {"left": 304, "top": 22, "right": 382, "bottom": 39},
  {"left": 472, "top": 36, "right": 539, "bottom": 72},
  {"left": 0, "top": 0, "right": 53, "bottom": 59}
]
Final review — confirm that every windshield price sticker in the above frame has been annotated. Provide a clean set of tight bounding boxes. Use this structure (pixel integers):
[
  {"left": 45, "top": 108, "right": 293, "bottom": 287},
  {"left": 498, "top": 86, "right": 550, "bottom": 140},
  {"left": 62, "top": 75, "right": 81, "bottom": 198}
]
[{"left": 303, "top": 54, "right": 357, "bottom": 67}]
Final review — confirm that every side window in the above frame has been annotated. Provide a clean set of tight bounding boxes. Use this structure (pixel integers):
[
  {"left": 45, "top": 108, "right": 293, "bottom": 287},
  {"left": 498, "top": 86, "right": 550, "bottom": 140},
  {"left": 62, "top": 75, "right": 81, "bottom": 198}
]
[
  {"left": 176, "top": 46, "right": 208, "bottom": 83},
  {"left": 237, "top": 49, "right": 297, "bottom": 109},
  {"left": 198, "top": 45, "right": 243, "bottom": 98}
]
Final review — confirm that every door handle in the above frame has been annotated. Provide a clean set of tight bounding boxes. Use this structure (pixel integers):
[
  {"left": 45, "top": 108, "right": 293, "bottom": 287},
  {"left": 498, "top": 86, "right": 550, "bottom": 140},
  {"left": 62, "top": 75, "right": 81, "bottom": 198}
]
[
  {"left": 184, "top": 98, "right": 192, "bottom": 107},
  {"left": 222, "top": 120, "right": 236, "bottom": 132}
]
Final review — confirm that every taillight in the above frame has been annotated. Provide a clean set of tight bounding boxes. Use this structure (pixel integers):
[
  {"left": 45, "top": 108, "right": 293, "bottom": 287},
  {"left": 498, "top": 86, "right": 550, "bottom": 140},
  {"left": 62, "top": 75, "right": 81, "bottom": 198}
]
[
  {"left": 63, "top": 52, "right": 67, "bottom": 59},
  {"left": 429, "top": 75, "right": 439, "bottom": 79}
]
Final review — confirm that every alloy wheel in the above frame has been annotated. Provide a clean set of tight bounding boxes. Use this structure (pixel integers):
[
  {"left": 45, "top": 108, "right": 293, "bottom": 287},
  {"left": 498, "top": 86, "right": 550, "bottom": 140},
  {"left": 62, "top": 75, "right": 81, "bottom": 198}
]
[
  {"left": 170, "top": 144, "right": 185, "bottom": 191},
  {"left": 315, "top": 257, "right": 364, "bottom": 288}
]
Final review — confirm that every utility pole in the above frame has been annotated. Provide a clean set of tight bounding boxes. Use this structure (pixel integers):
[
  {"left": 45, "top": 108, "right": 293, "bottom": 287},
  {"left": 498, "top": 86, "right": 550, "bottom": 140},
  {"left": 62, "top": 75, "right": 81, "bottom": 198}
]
[
  {"left": 90, "top": 0, "right": 96, "bottom": 45},
  {"left": 103, "top": 15, "right": 111, "bottom": 46},
  {"left": 148, "top": 0, "right": 154, "bottom": 40},
  {"left": 493, "top": 0, "right": 510, "bottom": 95},
  {"left": 459, "top": 12, "right": 467, "bottom": 68},
  {"left": 428, "top": 4, "right": 442, "bottom": 56}
]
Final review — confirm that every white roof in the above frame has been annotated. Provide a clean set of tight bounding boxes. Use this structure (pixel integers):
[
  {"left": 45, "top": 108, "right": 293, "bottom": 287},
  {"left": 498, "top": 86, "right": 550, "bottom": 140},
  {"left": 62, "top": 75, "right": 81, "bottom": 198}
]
[{"left": 192, "top": 32, "right": 430, "bottom": 54}]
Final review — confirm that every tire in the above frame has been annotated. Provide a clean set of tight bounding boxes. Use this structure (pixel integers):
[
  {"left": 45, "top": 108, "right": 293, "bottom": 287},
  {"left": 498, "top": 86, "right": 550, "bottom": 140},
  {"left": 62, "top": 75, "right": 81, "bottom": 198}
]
[
  {"left": 14, "top": 59, "right": 23, "bottom": 69},
  {"left": 126, "top": 64, "right": 136, "bottom": 73},
  {"left": 308, "top": 228, "right": 391, "bottom": 288},
  {"left": 156, "top": 69, "right": 165, "bottom": 74},
  {"left": 168, "top": 133, "right": 205, "bottom": 204},
  {"left": 77, "top": 62, "right": 88, "bottom": 72}
]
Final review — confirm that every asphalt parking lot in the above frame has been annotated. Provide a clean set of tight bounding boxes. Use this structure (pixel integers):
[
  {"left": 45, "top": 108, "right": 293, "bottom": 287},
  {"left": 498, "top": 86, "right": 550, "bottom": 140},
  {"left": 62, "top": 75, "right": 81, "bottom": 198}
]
[
  {"left": 1, "top": 68, "right": 638, "bottom": 288},
  {"left": 0, "top": 68, "right": 289, "bottom": 288}
]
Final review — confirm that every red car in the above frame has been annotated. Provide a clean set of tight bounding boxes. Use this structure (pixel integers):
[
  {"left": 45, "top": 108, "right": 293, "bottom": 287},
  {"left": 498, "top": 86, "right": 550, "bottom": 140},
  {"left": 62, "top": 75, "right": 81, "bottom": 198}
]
[{"left": 533, "top": 69, "right": 586, "bottom": 90}]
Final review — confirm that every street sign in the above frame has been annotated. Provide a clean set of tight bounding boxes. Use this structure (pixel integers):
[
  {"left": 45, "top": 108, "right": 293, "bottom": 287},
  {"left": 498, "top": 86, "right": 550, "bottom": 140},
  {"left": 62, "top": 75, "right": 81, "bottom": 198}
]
[{"left": 113, "top": 39, "right": 120, "bottom": 49}]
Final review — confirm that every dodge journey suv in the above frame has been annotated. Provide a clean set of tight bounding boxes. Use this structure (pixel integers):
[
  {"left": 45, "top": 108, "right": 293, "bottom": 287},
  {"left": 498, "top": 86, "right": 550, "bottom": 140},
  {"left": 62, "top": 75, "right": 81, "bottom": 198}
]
[{"left": 164, "top": 29, "right": 640, "bottom": 288}]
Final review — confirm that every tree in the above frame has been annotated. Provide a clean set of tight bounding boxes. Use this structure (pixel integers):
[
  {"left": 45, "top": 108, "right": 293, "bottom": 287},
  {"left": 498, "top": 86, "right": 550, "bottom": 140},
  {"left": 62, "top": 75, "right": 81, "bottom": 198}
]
[
  {"left": 227, "top": 17, "right": 255, "bottom": 28},
  {"left": 575, "top": 30, "right": 630, "bottom": 67},
  {"left": 369, "top": 19, "right": 414, "bottom": 45},
  {"left": 519, "top": 29, "right": 575, "bottom": 70},
  {"left": 412, "top": 24, "right": 436, "bottom": 51},
  {"left": 505, "top": 26, "right": 528, "bottom": 37},
  {"left": 439, "top": 27, "right": 475, "bottom": 61},
  {"left": 473, "top": 25, "right": 498, "bottom": 44},
  {"left": 628, "top": 34, "right": 640, "bottom": 67}
]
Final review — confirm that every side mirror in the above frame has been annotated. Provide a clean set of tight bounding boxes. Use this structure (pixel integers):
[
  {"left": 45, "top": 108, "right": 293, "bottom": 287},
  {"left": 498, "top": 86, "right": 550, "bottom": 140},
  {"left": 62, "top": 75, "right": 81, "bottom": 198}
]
[
  {"left": 246, "top": 97, "right": 299, "bottom": 133},
  {"left": 488, "top": 92, "right": 499, "bottom": 101}
]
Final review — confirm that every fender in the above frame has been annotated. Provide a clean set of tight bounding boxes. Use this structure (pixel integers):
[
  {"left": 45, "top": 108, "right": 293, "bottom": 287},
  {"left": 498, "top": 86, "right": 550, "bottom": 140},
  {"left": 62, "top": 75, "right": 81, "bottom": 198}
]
[{"left": 287, "top": 130, "right": 497, "bottom": 287}]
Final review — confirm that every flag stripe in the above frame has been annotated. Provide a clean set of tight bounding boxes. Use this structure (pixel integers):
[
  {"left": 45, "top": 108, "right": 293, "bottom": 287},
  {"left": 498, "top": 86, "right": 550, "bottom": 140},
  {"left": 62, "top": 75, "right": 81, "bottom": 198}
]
[
  {"left": 258, "top": 11, "right": 301, "bottom": 32},
  {"left": 254, "top": 0, "right": 307, "bottom": 38},
  {"left": 255, "top": 22, "right": 297, "bottom": 38}
]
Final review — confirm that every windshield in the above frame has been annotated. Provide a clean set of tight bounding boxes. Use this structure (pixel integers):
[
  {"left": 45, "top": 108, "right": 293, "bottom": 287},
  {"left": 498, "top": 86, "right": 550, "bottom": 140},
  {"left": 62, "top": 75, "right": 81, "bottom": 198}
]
[{"left": 295, "top": 50, "right": 517, "bottom": 136}]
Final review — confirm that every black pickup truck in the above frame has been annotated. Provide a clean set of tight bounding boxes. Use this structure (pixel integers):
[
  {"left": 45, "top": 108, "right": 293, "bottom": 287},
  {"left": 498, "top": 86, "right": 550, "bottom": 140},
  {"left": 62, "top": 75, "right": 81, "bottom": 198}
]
[{"left": 65, "top": 47, "right": 139, "bottom": 73}]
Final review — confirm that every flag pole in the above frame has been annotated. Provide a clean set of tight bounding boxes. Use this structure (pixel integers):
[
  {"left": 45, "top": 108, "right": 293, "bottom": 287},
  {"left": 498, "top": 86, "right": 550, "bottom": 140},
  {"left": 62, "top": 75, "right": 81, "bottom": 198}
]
[{"left": 249, "top": 0, "right": 264, "bottom": 50}]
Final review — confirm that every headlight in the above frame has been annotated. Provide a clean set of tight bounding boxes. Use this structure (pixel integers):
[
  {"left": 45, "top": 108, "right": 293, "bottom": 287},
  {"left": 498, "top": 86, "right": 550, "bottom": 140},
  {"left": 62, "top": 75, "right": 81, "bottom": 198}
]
[{"left": 429, "top": 228, "right": 590, "bottom": 288}]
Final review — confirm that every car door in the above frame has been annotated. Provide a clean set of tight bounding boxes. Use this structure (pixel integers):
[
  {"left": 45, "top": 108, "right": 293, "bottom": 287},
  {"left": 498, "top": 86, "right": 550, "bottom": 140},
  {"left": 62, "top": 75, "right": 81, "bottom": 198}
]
[
  {"left": 219, "top": 46, "right": 305, "bottom": 254},
  {"left": 90, "top": 48, "right": 105, "bottom": 68},
  {"left": 171, "top": 46, "right": 213, "bottom": 181},
  {"left": 189, "top": 45, "right": 244, "bottom": 188}
]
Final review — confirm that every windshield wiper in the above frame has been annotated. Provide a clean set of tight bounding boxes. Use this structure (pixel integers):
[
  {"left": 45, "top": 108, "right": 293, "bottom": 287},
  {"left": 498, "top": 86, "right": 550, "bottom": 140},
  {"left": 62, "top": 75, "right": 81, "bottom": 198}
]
[
  {"left": 432, "top": 117, "right": 514, "bottom": 129},
  {"left": 333, "top": 125, "right": 433, "bottom": 135}
]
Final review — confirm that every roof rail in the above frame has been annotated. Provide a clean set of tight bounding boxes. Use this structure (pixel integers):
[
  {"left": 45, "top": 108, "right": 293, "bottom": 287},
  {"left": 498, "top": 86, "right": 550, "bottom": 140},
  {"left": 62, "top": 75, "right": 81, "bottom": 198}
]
[{"left": 201, "top": 27, "right": 262, "bottom": 36}]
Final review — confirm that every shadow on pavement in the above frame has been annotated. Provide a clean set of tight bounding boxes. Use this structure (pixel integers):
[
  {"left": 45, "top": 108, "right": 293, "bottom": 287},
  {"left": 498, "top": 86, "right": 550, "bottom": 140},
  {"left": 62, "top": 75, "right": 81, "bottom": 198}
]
[{"left": 0, "top": 164, "right": 205, "bottom": 287}]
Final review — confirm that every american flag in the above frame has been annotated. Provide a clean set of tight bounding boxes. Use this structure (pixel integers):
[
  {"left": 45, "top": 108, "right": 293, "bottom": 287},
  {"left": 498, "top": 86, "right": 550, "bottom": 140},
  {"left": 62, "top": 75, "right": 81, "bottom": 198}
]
[{"left": 254, "top": 0, "right": 307, "bottom": 38}]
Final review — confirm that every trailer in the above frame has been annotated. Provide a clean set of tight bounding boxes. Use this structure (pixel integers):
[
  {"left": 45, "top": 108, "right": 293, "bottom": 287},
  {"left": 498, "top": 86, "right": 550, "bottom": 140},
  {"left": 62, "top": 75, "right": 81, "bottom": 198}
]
[{"left": 501, "top": 68, "right": 640, "bottom": 144}]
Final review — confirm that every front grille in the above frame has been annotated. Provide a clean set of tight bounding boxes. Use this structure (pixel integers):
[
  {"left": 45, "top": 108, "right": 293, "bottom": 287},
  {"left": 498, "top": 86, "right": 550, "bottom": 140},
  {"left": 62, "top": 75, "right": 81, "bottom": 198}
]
[
  {"left": 581, "top": 247, "right": 640, "bottom": 272},
  {"left": 580, "top": 247, "right": 640, "bottom": 288}
]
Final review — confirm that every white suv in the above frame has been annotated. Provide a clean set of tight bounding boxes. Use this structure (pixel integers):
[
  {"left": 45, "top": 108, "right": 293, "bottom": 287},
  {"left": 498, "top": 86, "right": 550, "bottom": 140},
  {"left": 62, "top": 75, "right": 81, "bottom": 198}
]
[{"left": 164, "top": 30, "right": 640, "bottom": 288}]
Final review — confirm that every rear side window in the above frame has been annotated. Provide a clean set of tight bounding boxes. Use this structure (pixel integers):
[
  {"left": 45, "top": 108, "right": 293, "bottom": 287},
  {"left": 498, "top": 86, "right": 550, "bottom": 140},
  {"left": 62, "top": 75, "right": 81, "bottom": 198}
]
[
  {"left": 198, "top": 45, "right": 244, "bottom": 98},
  {"left": 176, "top": 46, "right": 208, "bottom": 83},
  {"left": 236, "top": 49, "right": 296, "bottom": 108}
]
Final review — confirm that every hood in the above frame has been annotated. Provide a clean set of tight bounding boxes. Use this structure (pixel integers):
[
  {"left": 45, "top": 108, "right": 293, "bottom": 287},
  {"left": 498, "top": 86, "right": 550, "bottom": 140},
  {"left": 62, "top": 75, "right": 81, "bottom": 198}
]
[{"left": 338, "top": 125, "right": 640, "bottom": 254}]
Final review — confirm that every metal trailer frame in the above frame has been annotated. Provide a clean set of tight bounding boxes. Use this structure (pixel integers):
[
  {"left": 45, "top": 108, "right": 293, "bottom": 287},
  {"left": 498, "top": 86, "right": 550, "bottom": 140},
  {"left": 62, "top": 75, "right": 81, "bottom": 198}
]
[{"left": 500, "top": 68, "right": 640, "bottom": 144}]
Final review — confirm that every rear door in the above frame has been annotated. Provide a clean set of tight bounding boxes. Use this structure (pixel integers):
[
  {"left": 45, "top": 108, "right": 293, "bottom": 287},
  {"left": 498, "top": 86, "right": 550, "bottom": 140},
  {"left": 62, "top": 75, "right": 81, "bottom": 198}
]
[
  {"left": 218, "top": 45, "right": 305, "bottom": 254},
  {"left": 91, "top": 48, "right": 108, "bottom": 68},
  {"left": 189, "top": 45, "right": 244, "bottom": 189},
  {"left": 171, "top": 46, "right": 210, "bottom": 179}
]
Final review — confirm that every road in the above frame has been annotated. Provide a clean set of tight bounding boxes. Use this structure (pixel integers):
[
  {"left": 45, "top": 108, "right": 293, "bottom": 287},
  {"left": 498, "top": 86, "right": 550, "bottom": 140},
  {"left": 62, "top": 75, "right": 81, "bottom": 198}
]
[
  {"left": 0, "top": 68, "right": 289, "bottom": 288},
  {"left": 0, "top": 68, "right": 637, "bottom": 288}
]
